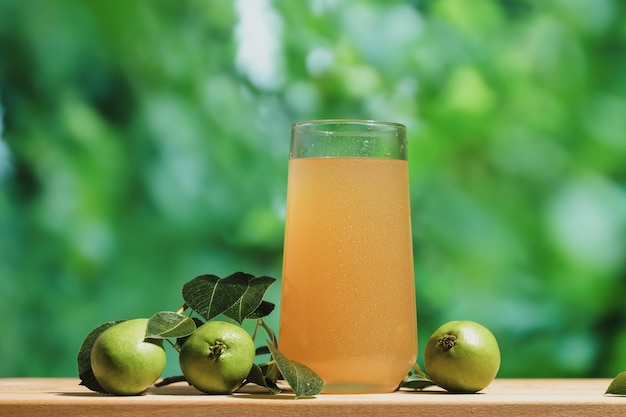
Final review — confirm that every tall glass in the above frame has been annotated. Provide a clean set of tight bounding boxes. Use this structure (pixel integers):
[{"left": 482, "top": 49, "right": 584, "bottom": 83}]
[{"left": 278, "top": 120, "right": 417, "bottom": 393}]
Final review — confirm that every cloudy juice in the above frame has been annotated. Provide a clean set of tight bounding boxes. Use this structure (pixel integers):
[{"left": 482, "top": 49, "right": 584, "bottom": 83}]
[{"left": 279, "top": 157, "right": 417, "bottom": 393}]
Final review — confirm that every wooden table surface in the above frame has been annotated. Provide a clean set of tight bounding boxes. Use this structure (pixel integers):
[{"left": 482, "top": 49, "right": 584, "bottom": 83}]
[{"left": 1, "top": 378, "right": 624, "bottom": 417}]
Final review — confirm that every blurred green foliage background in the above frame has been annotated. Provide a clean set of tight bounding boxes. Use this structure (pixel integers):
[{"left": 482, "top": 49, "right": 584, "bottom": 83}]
[{"left": 1, "top": 0, "right": 625, "bottom": 379}]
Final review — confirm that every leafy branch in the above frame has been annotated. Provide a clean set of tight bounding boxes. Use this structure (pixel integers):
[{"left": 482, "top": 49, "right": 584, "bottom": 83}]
[{"left": 77, "top": 272, "right": 323, "bottom": 398}]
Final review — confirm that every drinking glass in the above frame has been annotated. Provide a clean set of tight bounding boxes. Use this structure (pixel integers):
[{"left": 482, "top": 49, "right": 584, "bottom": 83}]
[{"left": 278, "top": 119, "right": 417, "bottom": 393}]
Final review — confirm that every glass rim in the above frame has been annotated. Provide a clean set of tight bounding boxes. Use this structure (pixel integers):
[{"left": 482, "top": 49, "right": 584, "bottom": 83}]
[
  {"left": 290, "top": 119, "right": 407, "bottom": 160},
  {"left": 292, "top": 119, "right": 406, "bottom": 133}
]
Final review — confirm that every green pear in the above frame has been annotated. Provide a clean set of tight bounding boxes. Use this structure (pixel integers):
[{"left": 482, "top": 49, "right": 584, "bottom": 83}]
[
  {"left": 90, "top": 318, "right": 166, "bottom": 395},
  {"left": 424, "top": 320, "right": 500, "bottom": 393},
  {"left": 179, "top": 321, "right": 255, "bottom": 394}
]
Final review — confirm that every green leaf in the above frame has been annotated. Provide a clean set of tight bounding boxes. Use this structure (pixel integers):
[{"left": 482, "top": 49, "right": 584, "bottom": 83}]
[
  {"left": 266, "top": 340, "right": 323, "bottom": 398},
  {"left": 400, "top": 363, "right": 436, "bottom": 391},
  {"left": 245, "top": 364, "right": 281, "bottom": 394},
  {"left": 605, "top": 371, "right": 626, "bottom": 396},
  {"left": 146, "top": 311, "right": 196, "bottom": 339},
  {"left": 248, "top": 300, "right": 276, "bottom": 319},
  {"left": 400, "top": 375, "right": 436, "bottom": 391},
  {"left": 182, "top": 272, "right": 276, "bottom": 324},
  {"left": 77, "top": 320, "right": 123, "bottom": 393},
  {"left": 182, "top": 273, "right": 248, "bottom": 321},
  {"left": 223, "top": 276, "right": 275, "bottom": 323}
]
